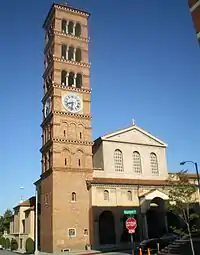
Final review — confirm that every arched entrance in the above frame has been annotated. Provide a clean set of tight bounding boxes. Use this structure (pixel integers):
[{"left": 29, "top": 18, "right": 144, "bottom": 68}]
[
  {"left": 99, "top": 211, "right": 116, "bottom": 244},
  {"left": 146, "top": 197, "right": 166, "bottom": 238}
]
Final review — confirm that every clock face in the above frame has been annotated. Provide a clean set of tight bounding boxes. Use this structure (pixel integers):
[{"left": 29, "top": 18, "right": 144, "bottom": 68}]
[
  {"left": 62, "top": 93, "right": 82, "bottom": 113},
  {"left": 44, "top": 97, "right": 51, "bottom": 117}
]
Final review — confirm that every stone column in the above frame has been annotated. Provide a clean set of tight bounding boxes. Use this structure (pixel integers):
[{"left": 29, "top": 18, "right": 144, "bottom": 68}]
[
  {"left": 73, "top": 48, "right": 76, "bottom": 61},
  {"left": 73, "top": 23, "right": 76, "bottom": 35},
  {"left": 66, "top": 46, "right": 69, "bottom": 60},
  {"left": 73, "top": 74, "right": 77, "bottom": 87},
  {"left": 66, "top": 73, "right": 69, "bottom": 86},
  {"left": 66, "top": 21, "right": 69, "bottom": 34}
]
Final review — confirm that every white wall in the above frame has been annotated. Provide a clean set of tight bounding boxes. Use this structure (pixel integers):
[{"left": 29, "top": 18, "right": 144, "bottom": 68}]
[{"left": 93, "top": 140, "right": 168, "bottom": 180}]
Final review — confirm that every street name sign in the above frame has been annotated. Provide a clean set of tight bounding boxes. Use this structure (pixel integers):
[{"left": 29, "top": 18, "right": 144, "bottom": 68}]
[{"left": 124, "top": 210, "right": 136, "bottom": 215}]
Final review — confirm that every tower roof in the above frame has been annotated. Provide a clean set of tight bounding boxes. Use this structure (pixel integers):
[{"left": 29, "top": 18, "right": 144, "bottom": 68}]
[{"left": 43, "top": 3, "right": 90, "bottom": 29}]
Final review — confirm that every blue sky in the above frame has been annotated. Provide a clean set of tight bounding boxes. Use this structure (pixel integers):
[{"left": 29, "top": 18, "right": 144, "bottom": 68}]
[{"left": 0, "top": 0, "right": 200, "bottom": 214}]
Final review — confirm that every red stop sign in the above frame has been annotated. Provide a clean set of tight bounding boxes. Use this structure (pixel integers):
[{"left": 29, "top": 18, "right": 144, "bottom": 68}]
[{"left": 126, "top": 217, "right": 137, "bottom": 231}]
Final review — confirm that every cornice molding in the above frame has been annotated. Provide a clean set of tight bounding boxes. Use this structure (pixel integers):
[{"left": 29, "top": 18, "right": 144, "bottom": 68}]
[
  {"left": 53, "top": 167, "right": 93, "bottom": 173},
  {"left": 40, "top": 140, "right": 53, "bottom": 153},
  {"left": 53, "top": 83, "right": 91, "bottom": 94},
  {"left": 53, "top": 110, "right": 92, "bottom": 120},
  {"left": 53, "top": 56, "right": 90, "bottom": 68},
  {"left": 52, "top": 137, "right": 93, "bottom": 146},
  {"left": 90, "top": 183, "right": 165, "bottom": 189},
  {"left": 43, "top": 62, "right": 54, "bottom": 79},
  {"left": 42, "top": 85, "right": 54, "bottom": 103},
  {"left": 54, "top": 30, "right": 89, "bottom": 43},
  {"left": 55, "top": 4, "right": 90, "bottom": 18},
  {"left": 42, "top": 83, "right": 91, "bottom": 103},
  {"left": 40, "top": 113, "right": 53, "bottom": 127}
]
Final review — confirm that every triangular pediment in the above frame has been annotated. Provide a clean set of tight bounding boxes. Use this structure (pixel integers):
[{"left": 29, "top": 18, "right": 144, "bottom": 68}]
[
  {"left": 139, "top": 189, "right": 169, "bottom": 201},
  {"left": 101, "top": 125, "right": 167, "bottom": 147}
]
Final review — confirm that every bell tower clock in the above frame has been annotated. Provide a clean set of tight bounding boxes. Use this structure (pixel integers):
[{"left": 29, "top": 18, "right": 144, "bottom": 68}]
[{"left": 39, "top": 3, "right": 92, "bottom": 253}]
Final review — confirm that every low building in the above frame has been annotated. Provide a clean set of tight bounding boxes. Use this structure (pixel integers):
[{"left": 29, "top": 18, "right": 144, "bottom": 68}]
[{"left": 7, "top": 196, "right": 35, "bottom": 251}]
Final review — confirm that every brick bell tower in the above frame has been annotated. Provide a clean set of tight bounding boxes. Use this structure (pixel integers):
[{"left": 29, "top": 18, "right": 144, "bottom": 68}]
[{"left": 39, "top": 3, "right": 92, "bottom": 252}]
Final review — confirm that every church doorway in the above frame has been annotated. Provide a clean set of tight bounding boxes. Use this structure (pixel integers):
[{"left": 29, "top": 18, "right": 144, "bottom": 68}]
[
  {"left": 99, "top": 211, "right": 116, "bottom": 244},
  {"left": 146, "top": 197, "right": 166, "bottom": 238}
]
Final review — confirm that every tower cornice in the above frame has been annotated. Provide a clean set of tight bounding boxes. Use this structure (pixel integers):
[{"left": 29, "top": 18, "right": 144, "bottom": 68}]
[
  {"left": 43, "top": 3, "right": 90, "bottom": 30},
  {"left": 52, "top": 137, "right": 93, "bottom": 146},
  {"left": 42, "top": 84, "right": 91, "bottom": 104},
  {"left": 54, "top": 56, "right": 91, "bottom": 68},
  {"left": 53, "top": 111, "right": 92, "bottom": 120}
]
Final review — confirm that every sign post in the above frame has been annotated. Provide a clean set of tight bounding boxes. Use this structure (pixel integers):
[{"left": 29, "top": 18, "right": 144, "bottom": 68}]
[{"left": 126, "top": 217, "right": 137, "bottom": 255}]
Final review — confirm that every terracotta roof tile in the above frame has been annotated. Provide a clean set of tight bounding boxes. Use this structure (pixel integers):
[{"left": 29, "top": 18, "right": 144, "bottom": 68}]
[{"left": 14, "top": 196, "right": 36, "bottom": 209}]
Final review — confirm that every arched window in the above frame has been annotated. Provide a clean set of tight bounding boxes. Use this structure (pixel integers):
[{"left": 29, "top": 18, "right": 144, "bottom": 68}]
[
  {"left": 133, "top": 151, "right": 142, "bottom": 174},
  {"left": 76, "top": 150, "right": 84, "bottom": 168},
  {"left": 75, "top": 23, "right": 81, "bottom": 36},
  {"left": 75, "top": 48, "right": 81, "bottom": 62},
  {"left": 114, "top": 149, "right": 124, "bottom": 172},
  {"left": 68, "top": 46, "right": 74, "bottom": 61},
  {"left": 61, "top": 70, "right": 67, "bottom": 85},
  {"left": 72, "top": 192, "right": 76, "bottom": 202},
  {"left": 61, "top": 44, "right": 67, "bottom": 59},
  {"left": 127, "top": 191, "right": 132, "bottom": 201},
  {"left": 104, "top": 190, "right": 109, "bottom": 201},
  {"left": 68, "top": 72, "right": 75, "bottom": 87},
  {"left": 76, "top": 73, "right": 82, "bottom": 88},
  {"left": 61, "top": 19, "right": 67, "bottom": 33},
  {"left": 68, "top": 21, "right": 74, "bottom": 35},
  {"left": 150, "top": 153, "right": 159, "bottom": 176}
]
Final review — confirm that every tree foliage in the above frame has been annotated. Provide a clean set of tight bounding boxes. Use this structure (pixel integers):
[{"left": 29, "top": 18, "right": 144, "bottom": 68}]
[
  {"left": 167, "top": 170, "right": 200, "bottom": 255},
  {"left": 3, "top": 209, "right": 13, "bottom": 233},
  {"left": 0, "top": 237, "right": 6, "bottom": 248},
  {"left": 0, "top": 209, "right": 13, "bottom": 235}
]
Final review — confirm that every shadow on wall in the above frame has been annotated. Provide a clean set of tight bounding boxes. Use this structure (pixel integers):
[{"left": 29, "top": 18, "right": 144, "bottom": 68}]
[{"left": 90, "top": 204, "right": 181, "bottom": 249}]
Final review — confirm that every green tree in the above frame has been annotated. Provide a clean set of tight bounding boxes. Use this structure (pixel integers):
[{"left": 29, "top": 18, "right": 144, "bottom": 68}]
[
  {"left": 0, "top": 237, "right": 6, "bottom": 248},
  {"left": 2, "top": 209, "right": 13, "bottom": 234},
  {"left": 167, "top": 171, "right": 199, "bottom": 255},
  {"left": 0, "top": 216, "right": 4, "bottom": 236}
]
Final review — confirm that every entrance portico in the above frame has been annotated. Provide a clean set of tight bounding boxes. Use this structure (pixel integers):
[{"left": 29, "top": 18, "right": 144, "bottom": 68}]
[{"left": 139, "top": 189, "right": 169, "bottom": 239}]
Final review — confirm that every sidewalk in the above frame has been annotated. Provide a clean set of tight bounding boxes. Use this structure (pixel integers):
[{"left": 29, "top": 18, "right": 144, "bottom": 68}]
[
  {"left": 14, "top": 243, "right": 134, "bottom": 255},
  {"left": 38, "top": 250, "right": 102, "bottom": 255}
]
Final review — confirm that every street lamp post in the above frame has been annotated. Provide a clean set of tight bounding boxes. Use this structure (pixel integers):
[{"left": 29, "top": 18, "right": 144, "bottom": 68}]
[{"left": 180, "top": 161, "right": 200, "bottom": 204}]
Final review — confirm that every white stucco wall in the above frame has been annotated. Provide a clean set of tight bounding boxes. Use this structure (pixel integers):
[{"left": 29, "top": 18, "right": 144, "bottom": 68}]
[{"left": 93, "top": 140, "right": 168, "bottom": 180}]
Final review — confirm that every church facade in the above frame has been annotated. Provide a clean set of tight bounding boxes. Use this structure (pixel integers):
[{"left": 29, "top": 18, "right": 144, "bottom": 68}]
[{"left": 35, "top": 3, "right": 199, "bottom": 253}]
